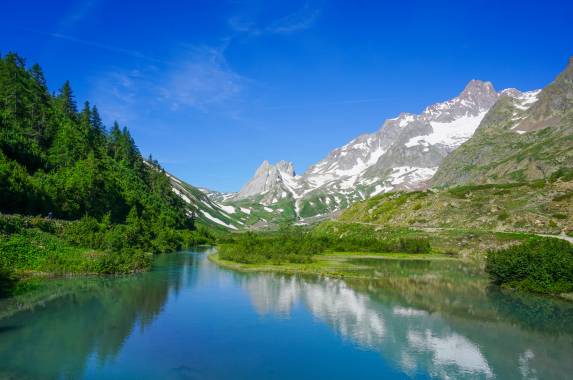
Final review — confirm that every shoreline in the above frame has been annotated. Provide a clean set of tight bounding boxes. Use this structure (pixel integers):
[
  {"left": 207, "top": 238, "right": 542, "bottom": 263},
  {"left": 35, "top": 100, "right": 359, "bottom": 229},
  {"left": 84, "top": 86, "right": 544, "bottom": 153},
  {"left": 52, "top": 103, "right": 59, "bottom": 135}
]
[{"left": 208, "top": 251, "right": 465, "bottom": 279}]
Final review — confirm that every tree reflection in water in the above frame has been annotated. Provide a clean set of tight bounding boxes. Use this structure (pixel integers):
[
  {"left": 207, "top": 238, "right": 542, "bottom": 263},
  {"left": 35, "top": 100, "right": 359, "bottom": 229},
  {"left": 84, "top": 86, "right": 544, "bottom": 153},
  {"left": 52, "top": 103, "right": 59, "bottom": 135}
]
[{"left": 0, "top": 250, "right": 203, "bottom": 380}]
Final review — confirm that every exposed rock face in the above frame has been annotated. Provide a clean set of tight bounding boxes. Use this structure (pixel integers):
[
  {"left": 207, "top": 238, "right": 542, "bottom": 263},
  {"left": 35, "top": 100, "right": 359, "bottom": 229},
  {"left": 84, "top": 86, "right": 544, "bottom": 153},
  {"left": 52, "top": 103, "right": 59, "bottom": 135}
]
[{"left": 236, "top": 160, "right": 297, "bottom": 202}]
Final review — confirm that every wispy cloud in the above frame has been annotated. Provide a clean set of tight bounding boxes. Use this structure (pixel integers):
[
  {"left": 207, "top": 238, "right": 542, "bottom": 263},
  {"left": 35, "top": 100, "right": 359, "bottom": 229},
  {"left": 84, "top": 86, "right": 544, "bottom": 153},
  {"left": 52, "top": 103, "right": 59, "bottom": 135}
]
[
  {"left": 22, "top": 28, "right": 167, "bottom": 64},
  {"left": 266, "top": 3, "right": 320, "bottom": 34},
  {"left": 228, "top": 1, "right": 321, "bottom": 36},
  {"left": 91, "top": 46, "right": 249, "bottom": 124},
  {"left": 157, "top": 46, "right": 246, "bottom": 111}
]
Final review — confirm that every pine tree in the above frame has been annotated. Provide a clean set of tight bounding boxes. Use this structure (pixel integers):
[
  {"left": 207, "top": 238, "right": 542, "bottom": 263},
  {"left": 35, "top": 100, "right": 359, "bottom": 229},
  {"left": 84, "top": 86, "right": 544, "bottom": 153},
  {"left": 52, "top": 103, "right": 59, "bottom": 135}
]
[
  {"left": 90, "top": 105, "right": 104, "bottom": 134},
  {"left": 0, "top": 53, "right": 46, "bottom": 169},
  {"left": 89, "top": 105, "right": 106, "bottom": 152},
  {"left": 1, "top": 52, "right": 26, "bottom": 117},
  {"left": 29, "top": 63, "right": 47, "bottom": 89},
  {"left": 80, "top": 101, "right": 94, "bottom": 149},
  {"left": 28, "top": 63, "right": 52, "bottom": 147},
  {"left": 57, "top": 80, "right": 77, "bottom": 119},
  {"left": 108, "top": 121, "right": 123, "bottom": 159}
]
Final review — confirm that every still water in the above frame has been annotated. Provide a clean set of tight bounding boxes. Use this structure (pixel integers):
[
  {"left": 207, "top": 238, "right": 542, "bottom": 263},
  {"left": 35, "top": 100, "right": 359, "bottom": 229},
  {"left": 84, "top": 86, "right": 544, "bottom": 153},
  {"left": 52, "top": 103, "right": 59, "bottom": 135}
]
[{"left": 0, "top": 248, "right": 572, "bottom": 379}]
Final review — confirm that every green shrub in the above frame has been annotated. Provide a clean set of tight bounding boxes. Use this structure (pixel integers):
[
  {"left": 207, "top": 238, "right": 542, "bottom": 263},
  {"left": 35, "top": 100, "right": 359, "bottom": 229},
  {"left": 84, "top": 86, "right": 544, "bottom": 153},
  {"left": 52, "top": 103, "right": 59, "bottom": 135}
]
[
  {"left": 219, "top": 231, "right": 326, "bottom": 264},
  {"left": 498, "top": 210, "right": 510, "bottom": 221},
  {"left": 219, "top": 228, "right": 432, "bottom": 265},
  {"left": 549, "top": 167, "right": 573, "bottom": 182},
  {"left": 486, "top": 237, "right": 573, "bottom": 294},
  {"left": 0, "top": 228, "right": 150, "bottom": 274}
]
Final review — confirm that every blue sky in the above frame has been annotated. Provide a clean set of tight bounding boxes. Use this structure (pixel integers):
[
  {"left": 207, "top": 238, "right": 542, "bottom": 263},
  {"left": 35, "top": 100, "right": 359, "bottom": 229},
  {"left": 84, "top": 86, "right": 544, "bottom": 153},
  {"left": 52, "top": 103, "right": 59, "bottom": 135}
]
[{"left": 1, "top": 0, "right": 572, "bottom": 191}]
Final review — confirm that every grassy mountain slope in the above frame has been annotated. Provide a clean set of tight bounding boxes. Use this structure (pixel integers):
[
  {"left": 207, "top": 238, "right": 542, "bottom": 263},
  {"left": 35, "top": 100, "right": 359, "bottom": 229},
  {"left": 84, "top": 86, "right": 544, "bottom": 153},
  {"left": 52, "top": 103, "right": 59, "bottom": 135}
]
[
  {"left": 165, "top": 171, "right": 245, "bottom": 231},
  {"left": 166, "top": 172, "right": 306, "bottom": 230},
  {"left": 432, "top": 58, "right": 573, "bottom": 187},
  {"left": 337, "top": 175, "right": 572, "bottom": 236}
]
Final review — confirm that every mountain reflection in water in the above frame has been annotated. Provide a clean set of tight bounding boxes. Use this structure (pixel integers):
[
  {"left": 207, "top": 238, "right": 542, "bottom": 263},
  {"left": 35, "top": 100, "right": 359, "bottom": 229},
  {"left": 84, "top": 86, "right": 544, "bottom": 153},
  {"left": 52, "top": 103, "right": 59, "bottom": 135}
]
[
  {"left": 235, "top": 268, "right": 573, "bottom": 380},
  {"left": 0, "top": 250, "right": 571, "bottom": 380}
]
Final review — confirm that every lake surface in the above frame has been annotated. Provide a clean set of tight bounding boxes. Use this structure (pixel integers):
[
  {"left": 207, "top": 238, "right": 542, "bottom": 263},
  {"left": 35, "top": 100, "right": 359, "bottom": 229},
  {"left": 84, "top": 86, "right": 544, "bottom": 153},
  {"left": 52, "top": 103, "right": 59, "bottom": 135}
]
[{"left": 0, "top": 248, "right": 572, "bottom": 379}]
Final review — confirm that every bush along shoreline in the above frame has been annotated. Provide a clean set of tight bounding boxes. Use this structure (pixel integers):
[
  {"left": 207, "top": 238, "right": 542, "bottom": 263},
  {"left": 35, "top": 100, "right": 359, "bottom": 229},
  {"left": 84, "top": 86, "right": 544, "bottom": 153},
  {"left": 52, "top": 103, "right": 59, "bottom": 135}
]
[
  {"left": 486, "top": 237, "right": 573, "bottom": 296},
  {"left": 0, "top": 214, "right": 216, "bottom": 297},
  {"left": 218, "top": 226, "right": 432, "bottom": 265}
]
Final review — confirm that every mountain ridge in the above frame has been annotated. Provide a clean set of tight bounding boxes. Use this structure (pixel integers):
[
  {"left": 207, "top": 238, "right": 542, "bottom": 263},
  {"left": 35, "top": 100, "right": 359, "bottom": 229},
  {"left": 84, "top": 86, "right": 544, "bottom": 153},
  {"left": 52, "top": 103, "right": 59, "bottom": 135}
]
[{"left": 212, "top": 79, "right": 540, "bottom": 225}]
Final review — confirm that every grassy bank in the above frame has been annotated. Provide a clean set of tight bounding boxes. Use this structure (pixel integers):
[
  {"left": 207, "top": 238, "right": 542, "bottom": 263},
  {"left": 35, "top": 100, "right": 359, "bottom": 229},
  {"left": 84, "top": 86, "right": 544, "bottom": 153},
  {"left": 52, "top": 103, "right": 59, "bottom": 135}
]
[
  {"left": 313, "top": 221, "right": 535, "bottom": 261},
  {"left": 0, "top": 214, "right": 215, "bottom": 297},
  {"left": 212, "top": 222, "right": 573, "bottom": 298},
  {"left": 210, "top": 250, "right": 460, "bottom": 279}
]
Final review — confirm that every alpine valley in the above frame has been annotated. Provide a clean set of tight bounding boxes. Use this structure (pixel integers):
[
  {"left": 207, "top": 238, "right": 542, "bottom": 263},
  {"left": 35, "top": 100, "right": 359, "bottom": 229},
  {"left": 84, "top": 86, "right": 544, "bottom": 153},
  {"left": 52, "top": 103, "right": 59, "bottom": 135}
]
[{"left": 170, "top": 60, "right": 573, "bottom": 231}]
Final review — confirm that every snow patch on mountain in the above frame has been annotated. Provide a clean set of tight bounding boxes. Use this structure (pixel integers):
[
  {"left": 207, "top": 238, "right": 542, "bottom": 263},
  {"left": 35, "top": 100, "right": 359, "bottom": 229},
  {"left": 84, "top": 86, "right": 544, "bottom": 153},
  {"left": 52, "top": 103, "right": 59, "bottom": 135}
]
[
  {"left": 172, "top": 187, "right": 191, "bottom": 204},
  {"left": 200, "top": 210, "right": 238, "bottom": 230},
  {"left": 503, "top": 89, "right": 542, "bottom": 133},
  {"left": 218, "top": 204, "right": 236, "bottom": 214},
  {"left": 404, "top": 112, "right": 487, "bottom": 149},
  {"left": 387, "top": 166, "right": 439, "bottom": 186}
]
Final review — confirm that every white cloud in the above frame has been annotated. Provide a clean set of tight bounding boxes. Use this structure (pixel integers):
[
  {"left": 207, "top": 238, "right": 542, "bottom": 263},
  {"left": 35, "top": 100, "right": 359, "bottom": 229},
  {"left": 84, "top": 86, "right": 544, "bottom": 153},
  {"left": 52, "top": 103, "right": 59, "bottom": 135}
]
[
  {"left": 157, "top": 47, "right": 246, "bottom": 111},
  {"left": 228, "top": 1, "right": 321, "bottom": 36},
  {"left": 266, "top": 3, "right": 320, "bottom": 34},
  {"left": 90, "top": 46, "right": 248, "bottom": 124}
]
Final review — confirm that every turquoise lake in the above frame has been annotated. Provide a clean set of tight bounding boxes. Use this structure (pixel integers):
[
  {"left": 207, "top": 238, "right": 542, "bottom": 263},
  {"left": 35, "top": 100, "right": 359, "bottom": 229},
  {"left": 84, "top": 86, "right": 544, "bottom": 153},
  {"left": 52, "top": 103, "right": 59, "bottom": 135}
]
[{"left": 0, "top": 248, "right": 572, "bottom": 379}]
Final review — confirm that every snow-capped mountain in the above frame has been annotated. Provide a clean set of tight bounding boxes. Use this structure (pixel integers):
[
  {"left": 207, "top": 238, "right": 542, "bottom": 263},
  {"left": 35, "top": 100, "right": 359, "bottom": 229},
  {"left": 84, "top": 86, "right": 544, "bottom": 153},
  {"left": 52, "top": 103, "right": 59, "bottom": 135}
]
[
  {"left": 303, "top": 80, "right": 500, "bottom": 197},
  {"left": 225, "top": 80, "right": 540, "bottom": 221},
  {"left": 168, "top": 79, "right": 540, "bottom": 228}
]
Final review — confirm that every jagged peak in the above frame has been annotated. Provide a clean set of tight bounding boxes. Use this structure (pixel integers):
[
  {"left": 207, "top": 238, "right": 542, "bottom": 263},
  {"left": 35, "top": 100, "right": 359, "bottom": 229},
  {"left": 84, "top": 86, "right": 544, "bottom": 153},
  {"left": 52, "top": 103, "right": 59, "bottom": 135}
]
[
  {"left": 459, "top": 79, "right": 497, "bottom": 100},
  {"left": 254, "top": 160, "right": 271, "bottom": 176},
  {"left": 252, "top": 159, "right": 295, "bottom": 180}
]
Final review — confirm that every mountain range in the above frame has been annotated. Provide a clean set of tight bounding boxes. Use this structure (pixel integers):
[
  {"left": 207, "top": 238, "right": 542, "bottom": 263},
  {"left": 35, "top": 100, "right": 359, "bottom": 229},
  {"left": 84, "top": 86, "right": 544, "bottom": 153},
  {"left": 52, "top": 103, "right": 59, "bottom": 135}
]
[{"left": 168, "top": 58, "right": 572, "bottom": 230}]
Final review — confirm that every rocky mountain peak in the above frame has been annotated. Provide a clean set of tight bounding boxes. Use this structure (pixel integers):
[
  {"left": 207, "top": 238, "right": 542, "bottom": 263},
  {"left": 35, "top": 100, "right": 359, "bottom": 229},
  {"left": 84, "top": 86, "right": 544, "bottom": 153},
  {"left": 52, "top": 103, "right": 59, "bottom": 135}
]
[
  {"left": 254, "top": 160, "right": 272, "bottom": 176},
  {"left": 459, "top": 80, "right": 496, "bottom": 99},
  {"left": 275, "top": 160, "right": 296, "bottom": 176},
  {"left": 236, "top": 160, "right": 297, "bottom": 199},
  {"left": 456, "top": 80, "right": 498, "bottom": 113},
  {"left": 421, "top": 80, "right": 499, "bottom": 122},
  {"left": 228, "top": 75, "right": 554, "bottom": 220}
]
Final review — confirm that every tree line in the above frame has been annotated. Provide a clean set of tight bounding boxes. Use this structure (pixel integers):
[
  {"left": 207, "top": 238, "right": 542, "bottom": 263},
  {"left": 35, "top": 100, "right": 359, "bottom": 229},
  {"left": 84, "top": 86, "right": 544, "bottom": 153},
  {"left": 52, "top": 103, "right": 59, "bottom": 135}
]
[{"left": 0, "top": 52, "right": 211, "bottom": 289}]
